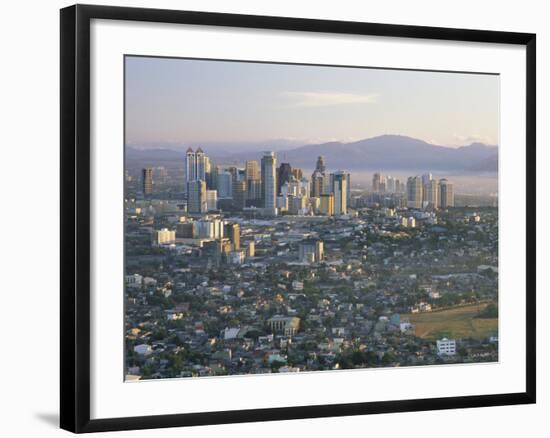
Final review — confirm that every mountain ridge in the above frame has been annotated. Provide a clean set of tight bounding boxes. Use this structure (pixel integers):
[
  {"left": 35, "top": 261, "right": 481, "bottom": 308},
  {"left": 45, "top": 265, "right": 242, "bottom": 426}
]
[{"left": 126, "top": 134, "right": 498, "bottom": 173}]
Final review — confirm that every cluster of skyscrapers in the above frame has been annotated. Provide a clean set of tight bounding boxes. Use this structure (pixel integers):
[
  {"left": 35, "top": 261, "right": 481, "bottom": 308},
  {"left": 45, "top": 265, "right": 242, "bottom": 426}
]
[
  {"left": 140, "top": 148, "right": 352, "bottom": 217},
  {"left": 371, "top": 172, "right": 454, "bottom": 209}
]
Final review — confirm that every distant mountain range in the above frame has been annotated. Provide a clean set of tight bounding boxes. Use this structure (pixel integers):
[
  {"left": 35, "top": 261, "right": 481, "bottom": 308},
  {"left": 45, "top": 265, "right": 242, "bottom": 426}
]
[{"left": 126, "top": 135, "right": 498, "bottom": 173}]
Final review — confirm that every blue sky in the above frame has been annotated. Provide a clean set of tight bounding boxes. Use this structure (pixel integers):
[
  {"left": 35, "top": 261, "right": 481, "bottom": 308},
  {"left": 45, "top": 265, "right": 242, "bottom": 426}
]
[{"left": 125, "top": 56, "right": 499, "bottom": 148}]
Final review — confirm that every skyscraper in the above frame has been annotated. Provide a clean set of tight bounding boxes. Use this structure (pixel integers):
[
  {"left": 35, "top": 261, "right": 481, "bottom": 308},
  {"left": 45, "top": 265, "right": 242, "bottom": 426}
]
[
  {"left": 245, "top": 160, "right": 260, "bottom": 181},
  {"left": 206, "top": 190, "right": 218, "bottom": 211},
  {"left": 311, "top": 171, "right": 324, "bottom": 198},
  {"left": 372, "top": 173, "right": 381, "bottom": 192},
  {"left": 332, "top": 171, "right": 348, "bottom": 215},
  {"left": 225, "top": 222, "right": 241, "bottom": 250},
  {"left": 232, "top": 180, "right": 247, "bottom": 210},
  {"left": 315, "top": 156, "right": 326, "bottom": 173},
  {"left": 319, "top": 193, "right": 334, "bottom": 216},
  {"left": 185, "top": 148, "right": 208, "bottom": 183},
  {"left": 142, "top": 167, "right": 153, "bottom": 197},
  {"left": 439, "top": 178, "right": 455, "bottom": 208},
  {"left": 291, "top": 168, "right": 303, "bottom": 180},
  {"left": 195, "top": 148, "right": 206, "bottom": 181},
  {"left": 187, "top": 180, "right": 207, "bottom": 213},
  {"left": 407, "top": 176, "right": 423, "bottom": 209},
  {"left": 299, "top": 239, "right": 324, "bottom": 263},
  {"left": 261, "top": 151, "right": 277, "bottom": 214},
  {"left": 424, "top": 179, "right": 440, "bottom": 208},
  {"left": 277, "top": 163, "right": 292, "bottom": 195},
  {"left": 217, "top": 172, "right": 233, "bottom": 199},
  {"left": 185, "top": 148, "right": 196, "bottom": 182}
]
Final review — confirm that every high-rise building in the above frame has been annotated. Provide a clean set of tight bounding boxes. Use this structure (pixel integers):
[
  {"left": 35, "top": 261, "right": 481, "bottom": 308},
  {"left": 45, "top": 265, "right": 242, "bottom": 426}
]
[
  {"left": 142, "top": 167, "right": 153, "bottom": 197},
  {"left": 315, "top": 156, "right": 326, "bottom": 173},
  {"left": 311, "top": 171, "right": 324, "bottom": 198},
  {"left": 217, "top": 172, "right": 233, "bottom": 198},
  {"left": 439, "top": 178, "right": 455, "bottom": 208},
  {"left": 332, "top": 171, "right": 348, "bottom": 215},
  {"left": 261, "top": 151, "right": 277, "bottom": 214},
  {"left": 225, "top": 222, "right": 241, "bottom": 250},
  {"left": 245, "top": 160, "right": 260, "bottom": 181},
  {"left": 422, "top": 173, "right": 433, "bottom": 186},
  {"left": 176, "top": 222, "right": 196, "bottom": 238},
  {"left": 246, "top": 179, "right": 262, "bottom": 206},
  {"left": 372, "top": 173, "right": 381, "bottom": 193},
  {"left": 206, "top": 190, "right": 218, "bottom": 211},
  {"left": 232, "top": 180, "right": 247, "bottom": 210},
  {"left": 153, "top": 228, "right": 176, "bottom": 245},
  {"left": 195, "top": 148, "right": 206, "bottom": 181},
  {"left": 424, "top": 179, "right": 439, "bottom": 208},
  {"left": 386, "top": 176, "right": 396, "bottom": 193},
  {"left": 277, "top": 163, "right": 292, "bottom": 195},
  {"left": 291, "top": 168, "right": 303, "bottom": 180},
  {"left": 185, "top": 147, "right": 208, "bottom": 184},
  {"left": 246, "top": 241, "right": 255, "bottom": 257},
  {"left": 185, "top": 148, "right": 196, "bottom": 182},
  {"left": 298, "top": 239, "right": 324, "bottom": 263},
  {"left": 187, "top": 180, "right": 207, "bottom": 213},
  {"left": 319, "top": 193, "right": 334, "bottom": 216},
  {"left": 407, "top": 176, "right": 423, "bottom": 209},
  {"left": 288, "top": 195, "right": 307, "bottom": 215}
]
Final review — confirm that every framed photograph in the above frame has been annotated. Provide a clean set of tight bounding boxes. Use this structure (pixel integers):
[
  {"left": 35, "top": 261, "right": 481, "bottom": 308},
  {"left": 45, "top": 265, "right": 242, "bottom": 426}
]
[{"left": 60, "top": 4, "right": 536, "bottom": 433}]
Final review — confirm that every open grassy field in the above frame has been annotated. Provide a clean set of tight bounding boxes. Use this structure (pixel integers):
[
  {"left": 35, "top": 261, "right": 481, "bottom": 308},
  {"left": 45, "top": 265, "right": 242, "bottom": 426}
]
[{"left": 402, "top": 303, "right": 498, "bottom": 340}]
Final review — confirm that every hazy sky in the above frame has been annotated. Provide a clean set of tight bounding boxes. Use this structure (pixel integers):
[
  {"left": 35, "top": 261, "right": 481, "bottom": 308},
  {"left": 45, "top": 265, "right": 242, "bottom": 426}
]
[{"left": 125, "top": 56, "right": 499, "bottom": 148}]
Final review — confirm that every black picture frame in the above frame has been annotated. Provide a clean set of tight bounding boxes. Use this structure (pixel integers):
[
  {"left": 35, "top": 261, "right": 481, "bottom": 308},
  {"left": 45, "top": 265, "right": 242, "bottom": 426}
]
[{"left": 60, "top": 4, "right": 536, "bottom": 433}]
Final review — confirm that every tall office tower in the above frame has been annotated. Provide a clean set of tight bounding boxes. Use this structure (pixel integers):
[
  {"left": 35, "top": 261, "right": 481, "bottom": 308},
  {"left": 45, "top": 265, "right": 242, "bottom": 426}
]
[
  {"left": 386, "top": 176, "right": 396, "bottom": 193},
  {"left": 195, "top": 148, "right": 206, "bottom": 181},
  {"left": 372, "top": 173, "right": 382, "bottom": 192},
  {"left": 277, "top": 163, "right": 292, "bottom": 195},
  {"left": 185, "top": 147, "right": 209, "bottom": 185},
  {"left": 224, "top": 223, "right": 241, "bottom": 250},
  {"left": 332, "top": 171, "right": 348, "bottom": 215},
  {"left": 319, "top": 193, "right": 334, "bottom": 216},
  {"left": 187, "top": 180, "right": 207, "bottom": 213},
  {"left": 299, "top": 177, "right": 310, "bottom": 199},
  {"left": 217, "top": 172, "right": 233, "bottom": 198},
  {"left": 422, "top": 173, "right": 433, "bottom": 186},
  {"left": 185, "top": 148, "right": 196, "bottom": 182},
  {"left": 439, "top": 178, "right": 455, "bottom": 208},
  {"left": 315, "top": 156, "right": 326, "bottom": 173},
  {"left": 311, "top": 171, "right": 324, "bottom": 198},
  {"left": 261, "top": 151, "right": 277, "bottom": 214},
  {"left": 245, "top": 160, "right": 260, "bottom": 181},
  {"left": 246, "top": 179, "right": 262, "bottom": 206},
  {"left": 394, "top": 178, "right": 401, "bottom": 193},
  {"left": 291, "top": 168, "right": 303, "bottom": 180},
  {"left": 206, "top": 165, "right": 219, "bottom": 190},
  {"left": 206, "top": 190, "right": 218, "bottom": 211},
  {"left": 232, "top": 180, "right": 247, "bottom": 210},
  {"left": 142, "top": 167, "right": 153, "bottom": 197},
  {"left": 424, "top": 179, "right": 439, "bottom": 208},
  {"left": 406, "top": 176, "right": 423, "bottom": 209}
]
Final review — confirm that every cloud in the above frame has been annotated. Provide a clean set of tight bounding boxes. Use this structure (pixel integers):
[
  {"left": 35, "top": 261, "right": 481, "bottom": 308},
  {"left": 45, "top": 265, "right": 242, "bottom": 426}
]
[{"left": 283, "top": 91, "right": 378, "bottom": 108}]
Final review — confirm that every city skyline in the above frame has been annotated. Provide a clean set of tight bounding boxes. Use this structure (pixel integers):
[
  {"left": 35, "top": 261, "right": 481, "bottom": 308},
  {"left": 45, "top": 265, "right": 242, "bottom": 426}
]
[
  {"left": 124, "top": 56, "right": 499, "bottom": 381},
  {"left": 125, "top": 56, "right": 499, "bottom": 148}
]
